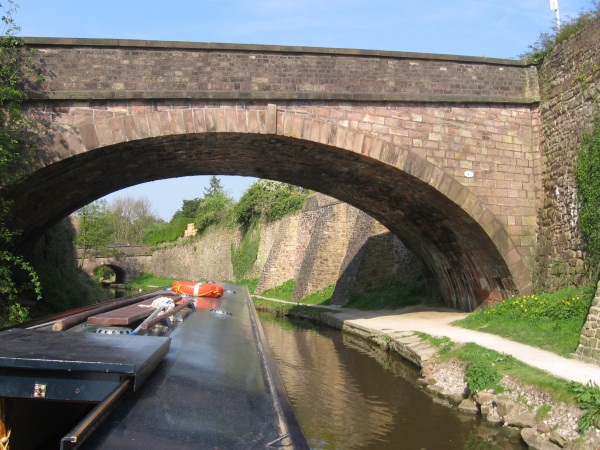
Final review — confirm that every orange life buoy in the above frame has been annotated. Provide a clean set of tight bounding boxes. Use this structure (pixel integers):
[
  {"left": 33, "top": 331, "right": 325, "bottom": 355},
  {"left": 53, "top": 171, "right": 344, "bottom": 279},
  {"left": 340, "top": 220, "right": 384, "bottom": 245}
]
[{"left": 171, "top": 281, "right": 224, "bottom": 298}]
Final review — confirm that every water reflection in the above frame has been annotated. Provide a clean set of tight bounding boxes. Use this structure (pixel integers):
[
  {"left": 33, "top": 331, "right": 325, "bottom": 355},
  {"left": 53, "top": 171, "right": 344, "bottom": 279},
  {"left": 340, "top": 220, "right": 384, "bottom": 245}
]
[{"left": 259, "top": 314, "right": 525, "bottom": 450}]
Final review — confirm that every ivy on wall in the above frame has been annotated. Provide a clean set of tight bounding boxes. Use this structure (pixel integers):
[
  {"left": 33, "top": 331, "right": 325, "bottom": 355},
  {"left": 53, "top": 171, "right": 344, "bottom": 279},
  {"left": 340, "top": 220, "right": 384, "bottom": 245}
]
[
  {"left": 230, "top": 223, "right": 261, "bottom": 281},
  {"left": 575, "top": 61, "right": 600, "bottom": 279},
  {"left": 575, "top": 112, "right": 600, "bottom": 278}
]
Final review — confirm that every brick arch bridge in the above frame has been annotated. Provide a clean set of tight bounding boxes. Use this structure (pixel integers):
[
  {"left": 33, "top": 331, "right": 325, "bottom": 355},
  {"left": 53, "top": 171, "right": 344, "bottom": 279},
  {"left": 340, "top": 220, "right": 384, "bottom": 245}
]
[
  {"left": 77, "top": 246, "right": 153, "bottom": 283},
  {"left": 3, "top": 38, "right": 542, "bottom": 311}
]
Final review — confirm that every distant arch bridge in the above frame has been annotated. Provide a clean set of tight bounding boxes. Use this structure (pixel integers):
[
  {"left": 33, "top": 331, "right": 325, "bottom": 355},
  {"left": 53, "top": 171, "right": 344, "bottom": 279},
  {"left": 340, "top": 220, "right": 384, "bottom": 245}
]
[
  {"left": 77, "top": 245, "right": 152, "bottom": 284},
  {"left": 3, "top": 38, "right": 542, "bottom": 310}
]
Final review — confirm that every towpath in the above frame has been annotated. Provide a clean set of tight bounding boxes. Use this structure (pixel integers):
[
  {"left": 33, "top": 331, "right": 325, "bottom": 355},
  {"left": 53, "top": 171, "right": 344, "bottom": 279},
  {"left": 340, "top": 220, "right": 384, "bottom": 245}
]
[{"left": 253, "top": 296, "right": 600, "bottom": 385}]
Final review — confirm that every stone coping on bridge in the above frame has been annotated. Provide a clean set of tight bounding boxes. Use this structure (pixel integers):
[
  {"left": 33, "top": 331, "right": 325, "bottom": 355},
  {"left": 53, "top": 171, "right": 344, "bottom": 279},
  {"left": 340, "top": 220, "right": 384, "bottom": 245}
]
[
  {"left": 22, "top": 37, "right": 540, "bottom": 105},
  {"left": 22, "top": 37, "right": 533, "bottom": 66},
  {"left": 24, "top": 89, "right": 539, "bottom": 104}
]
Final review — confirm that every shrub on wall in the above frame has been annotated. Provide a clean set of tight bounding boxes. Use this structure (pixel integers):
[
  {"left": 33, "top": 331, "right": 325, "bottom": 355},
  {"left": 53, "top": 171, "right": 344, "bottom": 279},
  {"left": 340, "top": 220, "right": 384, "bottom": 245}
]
[
  {"left": 521, "top": 3, "right": 600, "bottom": 63},
  {"left": 234, "top": 180, "right": 308, "bottom": 227},
  {"left": 231, "top": 223, "right": 260, "bottom": 281},
  {"left": 143, "top": 217, "right": 192, "bottom": 245}
]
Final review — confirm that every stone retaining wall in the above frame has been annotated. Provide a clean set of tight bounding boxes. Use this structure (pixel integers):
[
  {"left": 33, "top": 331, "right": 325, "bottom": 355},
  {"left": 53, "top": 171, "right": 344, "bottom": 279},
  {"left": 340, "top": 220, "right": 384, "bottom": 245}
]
[
  {"left": 146, "top": 193, "right": 422, "bottom": 304},
  {"left": 576, "top": 282, "right": 600, "bottom": 362},
  {"left": 535, "top": 16, "right": 600, "bottom": 289}
]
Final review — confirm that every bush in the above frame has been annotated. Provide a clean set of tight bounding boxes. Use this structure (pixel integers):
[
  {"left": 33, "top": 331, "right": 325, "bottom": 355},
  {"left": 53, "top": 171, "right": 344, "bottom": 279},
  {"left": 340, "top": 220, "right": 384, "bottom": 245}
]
[
  {"left": 143, "top": 217, "right": 192, "bottom": 245},
  {"left": 464, "top": 361, "right": 502, "bottom": 394},
  {"left": 194, "top": 191, "right": 234, "bottom": 234},
  {"left": 231, "top": 223, "right": 260, "bottom": 280},
  {"left": 570, "top": 381, "right": 600, "bottom": 434},
  {"left": 234, "top": 180, "right": 307, "bottom": 227},
  {"left": 521, "top": 2, "right": 600, "bottom": 63}
]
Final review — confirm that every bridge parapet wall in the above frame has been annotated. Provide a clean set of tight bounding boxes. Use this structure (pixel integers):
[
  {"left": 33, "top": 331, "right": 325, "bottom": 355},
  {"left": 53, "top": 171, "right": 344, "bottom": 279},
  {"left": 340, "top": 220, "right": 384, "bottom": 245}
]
[{"left": 23, "top": 38, "right": 538, "bottom": 103}]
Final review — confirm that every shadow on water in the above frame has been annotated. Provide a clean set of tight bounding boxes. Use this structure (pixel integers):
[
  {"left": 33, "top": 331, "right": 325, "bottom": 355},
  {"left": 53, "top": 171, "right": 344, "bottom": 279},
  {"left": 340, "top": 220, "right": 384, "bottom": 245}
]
[{"left": 258, "top": 313, "right": 526, "bottom": 450}]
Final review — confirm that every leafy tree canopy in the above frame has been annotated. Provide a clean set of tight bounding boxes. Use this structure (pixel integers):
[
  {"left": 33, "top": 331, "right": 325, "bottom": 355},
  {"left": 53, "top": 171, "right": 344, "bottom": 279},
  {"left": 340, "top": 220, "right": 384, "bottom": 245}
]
[
  {"left": 75, "top": 200, "right": 112, "bottom": 265},
  {"left": 194, "top": 176, "right": 233, "bottom": 233},
  {"left": 0, "top": 0, "right": 42, "bottom": 323},
  {"left": 108, "top": 196, "right": 161, "bottom": 244}
]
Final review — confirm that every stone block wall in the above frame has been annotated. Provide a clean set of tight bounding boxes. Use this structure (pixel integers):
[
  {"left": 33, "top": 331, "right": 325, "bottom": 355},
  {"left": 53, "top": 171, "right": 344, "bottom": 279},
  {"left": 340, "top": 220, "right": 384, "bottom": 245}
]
[
  {"left": 256, "top": 193, "right": 424, "bottom": 302},
  {"left": 25, "top": 38, "right": 537, "bottom": 102},
  {"left": 576, "top": 282, "right": 600, "bottom": 362},
  {"left": 145, "top": 193, "right": 422, "bottom": 305},
  {"left": 351, "top": 222, "right": 424, "bottom": 294},
  {"left": 535, "top": 16, "right": 600, "bottom": 289},
  {"left": 147, "top": 227, "right": 240, "bottom": 281},
  {"left": 255, "top": 211, "right": 317, "bottom": 294},
  {"left": 540, "top": 17, "right": 600, "bottom": 365}
]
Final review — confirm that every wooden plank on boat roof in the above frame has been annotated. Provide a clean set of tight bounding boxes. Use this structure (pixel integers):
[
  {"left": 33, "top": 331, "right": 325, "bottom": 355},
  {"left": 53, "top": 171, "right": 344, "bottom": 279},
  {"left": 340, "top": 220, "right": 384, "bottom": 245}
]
[{"left": 87, "top": 298, "right": 158, "bottom": 325}]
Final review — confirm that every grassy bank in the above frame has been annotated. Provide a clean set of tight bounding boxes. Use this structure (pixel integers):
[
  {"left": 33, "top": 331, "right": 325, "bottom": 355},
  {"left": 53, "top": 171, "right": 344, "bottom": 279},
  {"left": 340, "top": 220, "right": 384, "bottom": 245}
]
[
  {"left": 126, "top": 273, "right": 178, "bottom": 291},
  {"left": 453, "top": 284, "right": 597, "bottom": 357},
  {"left": 252, "top": 296, "right": 326, "bottom": 320},
  {"left": 258, "top": 279, "right": 334, "bottom": 306},
  {"left": 420, "top": 336, "right": 577, "bottom": 403},
  {"left": 345, "top": 281, "right": 441, "bottom": 310}
]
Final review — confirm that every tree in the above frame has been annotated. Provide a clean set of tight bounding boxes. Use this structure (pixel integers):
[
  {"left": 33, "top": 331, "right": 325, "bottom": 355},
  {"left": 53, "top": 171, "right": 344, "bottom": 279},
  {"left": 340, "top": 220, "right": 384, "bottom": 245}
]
[
  {"left": 204, "top": 175, "right": 226, "bottom": 197},
  {"left": 194, "top": 176, "right": 233, "bottom": 233},
  {"left": 0, "top": 0, "right": 36, "bottom": 187},
  {"left": 171, "top": 198, "right": 202, "bottom": 221},
  {"left": 108, "top": 196, "right": 161, "bottom": 244},
  {"left": 75, "top": 200, "right": 112, "bottom": 266},
  {"left": 0, "top": 1, "right": 42, "bottom": 323}
]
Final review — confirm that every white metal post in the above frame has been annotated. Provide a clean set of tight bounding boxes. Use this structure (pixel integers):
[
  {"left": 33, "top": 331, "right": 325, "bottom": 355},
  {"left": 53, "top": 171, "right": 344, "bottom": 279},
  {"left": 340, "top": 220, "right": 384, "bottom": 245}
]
[{"left": 550, "top": 0, "right": 561, "bottom": 31}]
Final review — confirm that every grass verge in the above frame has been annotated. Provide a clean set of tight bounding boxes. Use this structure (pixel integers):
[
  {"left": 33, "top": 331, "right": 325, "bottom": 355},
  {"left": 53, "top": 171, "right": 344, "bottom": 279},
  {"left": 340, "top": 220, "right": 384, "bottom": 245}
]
[
  {"left": 453, "top": 285, "right": 596, "bottom": 357},
  {"left": 346, "top": 281, "right": 441, "bottom": 310},
  {"left": 423, "top": 337, "right": 577, "bottom": 404},
  {"left": 301, "top": 285, "right": 334, "bottom": 305},
  {"left": 252, "top": 296, "right": 325, "bottom": 320},
  {"left": 233, "top": 278, "right": 259, "bottom": 294},
  {"left": 260, "top": 279, "right": 296, "bottom": 301},
  {"left": 126, "top": 273, "right": 177, "bottom": 291}
]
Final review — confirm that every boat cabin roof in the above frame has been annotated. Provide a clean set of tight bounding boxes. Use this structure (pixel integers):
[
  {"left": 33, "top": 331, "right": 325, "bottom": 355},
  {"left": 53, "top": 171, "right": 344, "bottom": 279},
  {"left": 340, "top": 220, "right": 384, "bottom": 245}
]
[{"left": 0, "top": 285, "right": 307, "bottom": 449}]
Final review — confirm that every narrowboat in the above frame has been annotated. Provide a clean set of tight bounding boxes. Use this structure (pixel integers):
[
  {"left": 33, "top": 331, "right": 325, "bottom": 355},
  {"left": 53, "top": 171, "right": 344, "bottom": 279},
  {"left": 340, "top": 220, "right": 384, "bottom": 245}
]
[{"left": 0, "top": 283, "right": 308, "bottom": 449}]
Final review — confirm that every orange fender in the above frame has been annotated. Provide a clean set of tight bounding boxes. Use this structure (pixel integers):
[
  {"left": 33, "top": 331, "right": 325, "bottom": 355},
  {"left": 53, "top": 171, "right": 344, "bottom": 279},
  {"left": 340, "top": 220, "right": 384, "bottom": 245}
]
[{"left": 171, "top": 281, "right": 224, "bottom": 298}]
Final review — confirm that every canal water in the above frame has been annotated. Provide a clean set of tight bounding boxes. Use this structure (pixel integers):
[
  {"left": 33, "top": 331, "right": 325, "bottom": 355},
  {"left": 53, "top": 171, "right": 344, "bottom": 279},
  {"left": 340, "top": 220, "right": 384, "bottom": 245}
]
[{"left": 258, "top": 313, "right": 525, "bottom": 450}]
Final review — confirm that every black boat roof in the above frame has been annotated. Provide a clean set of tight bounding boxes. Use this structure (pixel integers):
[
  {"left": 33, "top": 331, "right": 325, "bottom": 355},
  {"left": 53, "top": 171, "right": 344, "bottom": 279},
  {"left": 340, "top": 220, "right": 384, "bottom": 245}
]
[{"left": 0, "top": 284, "right": 308, "bottom": 449}]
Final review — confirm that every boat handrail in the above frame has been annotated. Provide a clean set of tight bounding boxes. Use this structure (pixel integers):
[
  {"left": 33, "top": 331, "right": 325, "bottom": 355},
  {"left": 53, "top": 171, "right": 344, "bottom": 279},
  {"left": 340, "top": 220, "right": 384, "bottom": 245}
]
[{"left": 60, "top": 379, "right": 131, "bottom": 450}]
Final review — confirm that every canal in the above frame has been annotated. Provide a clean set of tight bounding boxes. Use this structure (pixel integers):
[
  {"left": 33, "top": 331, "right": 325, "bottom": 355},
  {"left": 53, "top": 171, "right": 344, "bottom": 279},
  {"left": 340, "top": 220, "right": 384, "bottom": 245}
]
[{"left": 258, "top": 313, "right": 525, "bottom": 450}]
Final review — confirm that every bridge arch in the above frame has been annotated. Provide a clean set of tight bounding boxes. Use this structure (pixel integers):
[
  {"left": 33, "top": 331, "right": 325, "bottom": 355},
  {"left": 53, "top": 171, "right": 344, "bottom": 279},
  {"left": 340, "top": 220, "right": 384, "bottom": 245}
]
[
  {"left": 95, "top": 264, "right": 126, "bottom": 284},
  {"left": 5, "top": 103, "right": 533, "bottom": 310}
]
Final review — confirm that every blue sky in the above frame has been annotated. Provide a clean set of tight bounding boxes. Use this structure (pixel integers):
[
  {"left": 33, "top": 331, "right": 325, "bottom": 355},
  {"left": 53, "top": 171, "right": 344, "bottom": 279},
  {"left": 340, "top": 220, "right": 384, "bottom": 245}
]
[{"left": 13, "top": 0, "right": 594, "bottom": 220}]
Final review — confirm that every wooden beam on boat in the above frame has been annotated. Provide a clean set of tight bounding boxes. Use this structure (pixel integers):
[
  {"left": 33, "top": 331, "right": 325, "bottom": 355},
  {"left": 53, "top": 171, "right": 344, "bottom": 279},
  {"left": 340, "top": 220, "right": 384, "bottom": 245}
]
[
  {"left": 87, "top": 295, "right": 181, "bottom": 326},
  {"left": 51, "top": 290, "right": 171, "bottom": 331}
]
